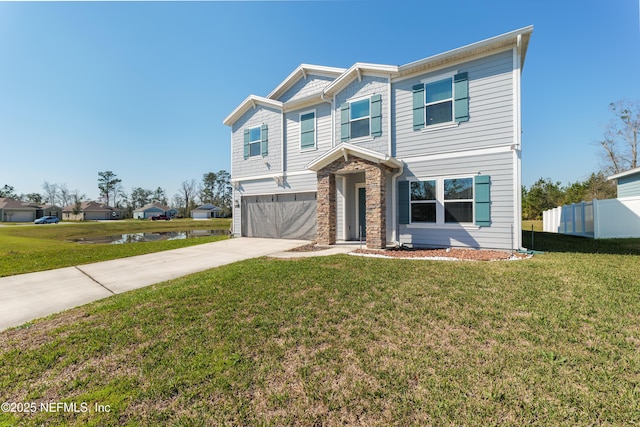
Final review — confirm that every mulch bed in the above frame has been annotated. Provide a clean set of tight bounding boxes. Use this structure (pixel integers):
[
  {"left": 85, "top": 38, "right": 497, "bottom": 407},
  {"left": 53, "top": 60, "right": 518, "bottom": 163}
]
[{"left": 353, "top": 246, "right": 529, "bottom": 261}]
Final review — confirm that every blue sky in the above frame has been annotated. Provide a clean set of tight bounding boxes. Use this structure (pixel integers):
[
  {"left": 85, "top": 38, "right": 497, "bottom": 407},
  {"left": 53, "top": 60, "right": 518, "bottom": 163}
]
[{"left": 1, "top": 0, "right": 639, "bottom": 202}]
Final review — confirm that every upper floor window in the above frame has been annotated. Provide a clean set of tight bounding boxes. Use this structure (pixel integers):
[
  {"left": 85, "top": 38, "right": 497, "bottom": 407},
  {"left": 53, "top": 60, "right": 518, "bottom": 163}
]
[
  {"left": 248, "top": 127, "right": 262, "bottom": 157},
  {"left": 340, "top": 94, "right": 382, "bottom": 142},
  {"left": 350, "top": 99, "right": 370, "bottom": 139},
  {"left": 300, "top": 111, "right": 316, "bottom": 150},
  {"left": 412, "top": 72, "right": 469, "bottom": 130},
  {"left": 243, "top": 124, "right": 268, "bottom": 159},
  {"left": 425, "top": 78, "right": 453, "bottom": 126}
]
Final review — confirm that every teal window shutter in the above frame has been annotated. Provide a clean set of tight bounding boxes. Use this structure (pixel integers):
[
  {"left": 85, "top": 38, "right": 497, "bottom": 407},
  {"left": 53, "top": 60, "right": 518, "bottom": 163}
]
[
  {"left": 398, "top": 181, "right": 410, "bottom": 224},
  {"left": 454, "top": 72, "right": 469, "bottom": 123},
  {"left": 474, "top": 175, "right": 490, "bottom": 226},
  {"left": 340, "top": 103, "right": 350, "bottom": 142},
  {"left": 371, "top": 94, "right": 382, "bottom": 137},
  {"left": 412, "top": 84, "right": 425, "bottom": 130},
  {"left": 243, "top": 129, "right": 250, "bottom": 159},
  {"left": 261, "top": 124, "right": 268, "bottom": 157}
]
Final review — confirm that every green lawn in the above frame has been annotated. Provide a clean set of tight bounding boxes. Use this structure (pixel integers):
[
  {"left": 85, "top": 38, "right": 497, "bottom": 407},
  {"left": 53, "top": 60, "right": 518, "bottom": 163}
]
[
  {"left": 1, "top": 231, "right": 640, "bottom": 425},
  {"left": 0, "top": 219, "right": 231, "bottom": 277}
]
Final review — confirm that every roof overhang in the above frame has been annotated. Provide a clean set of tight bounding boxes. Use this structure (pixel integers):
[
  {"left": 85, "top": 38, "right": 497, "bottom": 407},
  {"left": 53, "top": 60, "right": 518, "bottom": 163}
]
[
  {"left": 608, "top": 167, "right": 640, "bottom": 181},
  {"left": 323, "top": 63, "right": 399, "bottom": 97},
  {"left": 396, "top": 26, "right": 533, "bottom": 80},
  {"left": 306, "top": 143, "right": 403, "bottom": 172},
  {"left": 223, "top": 95, "right": 283, "bottom": 126},
  {"left": 267, "top": 64, "right": 346, "bottom": 100}
]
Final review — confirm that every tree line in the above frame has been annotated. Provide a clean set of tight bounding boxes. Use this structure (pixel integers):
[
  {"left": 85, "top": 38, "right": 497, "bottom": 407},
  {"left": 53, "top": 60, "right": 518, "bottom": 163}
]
[{"left": 1, "top": 169, "right": 232, "bottom": 218}]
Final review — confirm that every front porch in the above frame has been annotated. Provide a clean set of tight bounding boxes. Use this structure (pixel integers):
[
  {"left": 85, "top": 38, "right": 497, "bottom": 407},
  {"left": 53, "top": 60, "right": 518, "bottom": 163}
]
[{"left": 307, "top": 143, "right": 402, "bottom": 249}]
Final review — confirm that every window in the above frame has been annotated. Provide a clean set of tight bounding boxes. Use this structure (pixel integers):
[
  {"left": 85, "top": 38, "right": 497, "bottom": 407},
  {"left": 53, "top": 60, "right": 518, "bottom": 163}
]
[
  {"left": 350, "top": 99, "right": 370, "bottom": 139},
  {"left": 410, "top": 180, "right": 436, "bottom": 223},
  {"left": 425, "top": 78, "right": 453, "bottom": 126},
  {"left": 444, "top": 178, "right": 473, "bottom": 223},
  {"left": 300, "top": 111, "right": 315, "bottom": 150},
  {"left": 243, "top": 124, "right": 268, "bottom": 159},
  {"left": 340, "top": 94, "right": 382, "bottom": 142},
  {"left": 402, "top": 176, "right": 479, "bottom": 225},
  {"left": 249, "top": 126, "right": 261, "bottom": 157},
  {"left": 412, "top": 72, "right": 469, "bottom": 130}
]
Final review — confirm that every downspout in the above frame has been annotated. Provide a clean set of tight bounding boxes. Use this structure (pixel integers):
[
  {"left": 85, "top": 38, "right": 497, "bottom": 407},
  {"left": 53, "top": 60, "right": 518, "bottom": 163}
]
[
  {"left": 387, "top": 74, "right": 392, "bottom": 156},
  {"left": 281, "top": 107, "right": 285, "bottom": 178},
  {"left": 390, "top": 161, "right": 405, "bottom": 244},
  {"left": 514, "top": 34, "right": 523, "bottom": 250}
]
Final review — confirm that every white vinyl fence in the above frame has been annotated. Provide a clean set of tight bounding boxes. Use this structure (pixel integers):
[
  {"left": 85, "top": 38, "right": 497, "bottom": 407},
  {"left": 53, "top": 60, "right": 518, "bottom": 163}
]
[{"left": 543, "top": 197, "right": 640, "bottom": 239}]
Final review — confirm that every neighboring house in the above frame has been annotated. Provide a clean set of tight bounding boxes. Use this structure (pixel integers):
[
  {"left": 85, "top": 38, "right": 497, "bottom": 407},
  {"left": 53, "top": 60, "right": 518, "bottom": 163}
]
[
  {"left": 62, "top": 201, "right": 123, "bottom": 221},
  {"left": 133, "top": 203, "right": 178, "bottom": 219},
  {"left": 191, "top": 204, "right": 223, "bottom": 219},
  {"left": 0, "top": 198, "right": 37, "bottom": 222},
  {"left": 608, "top": 167, "right": 640, "bottom": 198},
  {"left": 36, "top": 204, "right": 63, "bottom": 219},
  {"left": 224, "top": 27, "right": 533, "bottom": 250}
]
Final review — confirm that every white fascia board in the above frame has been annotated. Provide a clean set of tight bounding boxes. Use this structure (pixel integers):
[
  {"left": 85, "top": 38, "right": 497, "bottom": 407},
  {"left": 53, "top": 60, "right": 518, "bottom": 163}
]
[
  {"left": 608, "top": 167, "right": 640, "bottom": 181},
  {"left": 282, "top": 93, "right": 329, "bottom": 113},
  {"left": 397, "top": 26, "right": 533, "bottom": 78},
  {"left": 306, "top": 142, "right": 402, "bottom": 171},
  {"left": 223, "top": 95, "right": 283, "bottom": 126},
  {"left": 323, "top": 63, "right": 399, "bottom": 97},
  {"left": 267, "top": 64, "right": 346, "bottom": 100}
]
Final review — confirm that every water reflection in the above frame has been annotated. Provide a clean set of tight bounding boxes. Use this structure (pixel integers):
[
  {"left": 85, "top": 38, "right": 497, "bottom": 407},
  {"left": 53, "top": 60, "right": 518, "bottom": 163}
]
[{"left": 74, "top": 230, "right": 227, "bottom": 244}]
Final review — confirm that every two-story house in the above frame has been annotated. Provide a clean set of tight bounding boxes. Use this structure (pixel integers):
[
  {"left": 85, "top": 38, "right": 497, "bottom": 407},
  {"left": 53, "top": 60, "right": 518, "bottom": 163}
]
[{"left": 223, "top": 26, "right": 533, "bottom": 250}]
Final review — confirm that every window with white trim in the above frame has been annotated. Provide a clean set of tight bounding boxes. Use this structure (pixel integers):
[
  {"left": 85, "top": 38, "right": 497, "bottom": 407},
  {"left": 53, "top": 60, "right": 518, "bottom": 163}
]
[
  {"left": 410, "top": 180, "right": 436, "bottom": 223},
  {"left": 425, "top": 78, "right": 453, "bottom": 126},
  {"left": 349, "top": 98, "right": 370, "bottom": 139},
  {"left": 300, "top": 111, "right": 315, "bottom": 150},
  {"left": 248, "top": 126, "right": 262, "bottom": 157},
  {"left": 409, "top": 177, "right": 474, "bottom": 225},
  {"left": 443, "top": 178, "right": 473, "bottom": 223}
]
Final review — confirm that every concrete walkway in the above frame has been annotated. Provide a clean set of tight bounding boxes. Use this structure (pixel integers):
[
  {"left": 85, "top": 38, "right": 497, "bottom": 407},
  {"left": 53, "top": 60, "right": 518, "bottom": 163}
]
[{"left": 0, "top": 238, "right": 314, "bottom": 331}]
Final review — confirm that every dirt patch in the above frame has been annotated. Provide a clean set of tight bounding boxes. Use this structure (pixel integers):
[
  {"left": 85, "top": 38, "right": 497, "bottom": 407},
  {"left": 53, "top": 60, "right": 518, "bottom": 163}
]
[
  {"left": 353, "top": 246, "right": 529, "bottom": 261},
  {"left": 286, "top": 243, "right": 332, "bottom": 252}
]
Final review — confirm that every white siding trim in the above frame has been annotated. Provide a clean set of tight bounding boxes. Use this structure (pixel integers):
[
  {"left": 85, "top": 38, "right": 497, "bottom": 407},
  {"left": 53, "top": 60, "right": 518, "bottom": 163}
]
[
  {"left": 513, "top": 42, "right": 523, "bottom": 249},
  {"left": 233, "top": 170, "right": 316, "bottom": 183}
]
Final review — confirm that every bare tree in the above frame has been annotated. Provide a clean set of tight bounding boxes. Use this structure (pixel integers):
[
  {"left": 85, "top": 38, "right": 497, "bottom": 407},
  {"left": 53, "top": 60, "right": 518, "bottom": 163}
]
[
  {"left": 598, "top": 99, "right": 640, "bottom": 175},
  {"left": 42, "top": 181, "right": 59, "bottom": 205},
  {"left": 58, "top": 184, "right": 71, "bottom": 207},
  {"left": 179, "top": 179, "right": 197, "bottom": 217}
]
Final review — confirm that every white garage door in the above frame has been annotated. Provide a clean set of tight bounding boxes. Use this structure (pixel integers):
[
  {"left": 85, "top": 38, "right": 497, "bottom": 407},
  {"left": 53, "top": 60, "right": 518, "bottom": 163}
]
[
  {"left": 192, "top": 211, "right": 209, "bottom": 219},
  {"left": 5, "top": 211, "right": 34, "bottom": 222},
  {"left": 241, "top": 193, "right": 316, "bottom": 240}
]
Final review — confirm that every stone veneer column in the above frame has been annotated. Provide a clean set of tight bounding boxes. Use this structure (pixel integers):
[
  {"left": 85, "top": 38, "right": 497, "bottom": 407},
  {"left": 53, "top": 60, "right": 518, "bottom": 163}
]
[
  {"left": 365, "top": 166, "right": 386, "bottom": 249},
  {"left": 316, "top": 171, "right": 336, "bottom": 245}
]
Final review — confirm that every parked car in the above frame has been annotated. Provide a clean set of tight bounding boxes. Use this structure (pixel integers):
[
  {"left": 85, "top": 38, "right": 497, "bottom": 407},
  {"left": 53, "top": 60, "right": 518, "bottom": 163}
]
[
  {"left": 34, "top": 216, "right": 59, "bottom": 224},
  {"left": 150, "top": 215, "right": 170, "bottom": 221}
]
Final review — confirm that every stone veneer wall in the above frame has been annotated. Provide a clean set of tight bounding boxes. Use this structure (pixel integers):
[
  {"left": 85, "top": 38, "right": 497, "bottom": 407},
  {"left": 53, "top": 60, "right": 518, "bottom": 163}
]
[{"left": 316, "top": 157, "right": 392, "bottom": 249}]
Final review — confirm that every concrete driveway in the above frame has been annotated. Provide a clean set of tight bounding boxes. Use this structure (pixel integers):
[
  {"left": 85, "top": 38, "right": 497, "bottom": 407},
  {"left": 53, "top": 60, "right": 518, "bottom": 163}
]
[{"left": 0, "top": 238, "right": 311, "bottom": 331}]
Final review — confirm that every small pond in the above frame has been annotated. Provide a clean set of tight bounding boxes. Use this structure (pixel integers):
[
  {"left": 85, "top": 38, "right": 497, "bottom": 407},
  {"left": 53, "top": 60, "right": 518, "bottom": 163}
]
[{"left": 73, "top": 229, "right": 228, "bottom": 244}]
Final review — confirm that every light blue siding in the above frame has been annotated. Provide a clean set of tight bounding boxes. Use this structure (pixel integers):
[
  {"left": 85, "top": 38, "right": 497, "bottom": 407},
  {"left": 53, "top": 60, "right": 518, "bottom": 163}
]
[
  {"left": 285, "top": 102, "right": 332, "bottom": 172},
  {"left": 399, "top": 150, "right": 516, "bottom": 250},
  {"left": 277, "top": 74, "right": 336, "bottom": 103},
  {"left": 231, "top": 105, "right": 282, "bottom": 179},
  {"left": 393, "top": 50, "right": 514, "bottom": 158},
  {"left": 334, "top": 75, "right": 390, "bottom": 154},
  {"left": 618, "top": 174, "right": 640, "bottom": 198}
]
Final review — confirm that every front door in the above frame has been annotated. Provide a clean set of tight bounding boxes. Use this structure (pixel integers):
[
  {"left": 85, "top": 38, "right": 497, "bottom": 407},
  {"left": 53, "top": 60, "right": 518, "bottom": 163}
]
[{"left": 358, "top": 186, "right": 366, "bottom": 239}]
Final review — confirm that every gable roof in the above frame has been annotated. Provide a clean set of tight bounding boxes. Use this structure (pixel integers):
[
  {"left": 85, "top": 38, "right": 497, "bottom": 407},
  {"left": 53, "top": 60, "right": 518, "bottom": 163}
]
[
  {"left": 223, "top": 26, "right": 533, "bottom": 127},
  {"left": 222, "top": 95, "right": 283, "bottom": 127},
  {"left": 193, "top": 203, "right": 222, "bottom": 211},
  {"left": 608, "top": 167, "right": 640, "bottom": 181},
  {"left": 134, "top": 203, "right": 172, "bottom": 213},
  {"left": 62, "top": 201, "right": 120, "bottom": 212},
  {"left": 267, "top": 64, "right": 346, "bottom": 100},
  {"left": 306, "top": 143, "right": 403, "bottom": 172},
  {"left": 0, "top": 198, "right": 37, "bottom": 210}
]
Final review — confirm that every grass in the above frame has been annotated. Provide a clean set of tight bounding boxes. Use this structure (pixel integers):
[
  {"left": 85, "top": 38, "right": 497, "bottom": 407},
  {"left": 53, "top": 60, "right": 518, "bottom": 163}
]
[
  {"left": 1, "top": 231, "right": 640, "bottom": 425},
  {"left": 0, "top": 219, "right": 231, "bottom": 277}
]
